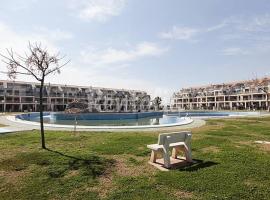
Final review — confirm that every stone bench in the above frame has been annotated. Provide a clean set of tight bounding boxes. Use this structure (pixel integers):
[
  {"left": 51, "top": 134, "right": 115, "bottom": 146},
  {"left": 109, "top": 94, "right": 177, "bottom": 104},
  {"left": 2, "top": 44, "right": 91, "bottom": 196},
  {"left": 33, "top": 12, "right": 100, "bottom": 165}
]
[{"left": 147, "top": 131, "right": 192, "bottom": 168}]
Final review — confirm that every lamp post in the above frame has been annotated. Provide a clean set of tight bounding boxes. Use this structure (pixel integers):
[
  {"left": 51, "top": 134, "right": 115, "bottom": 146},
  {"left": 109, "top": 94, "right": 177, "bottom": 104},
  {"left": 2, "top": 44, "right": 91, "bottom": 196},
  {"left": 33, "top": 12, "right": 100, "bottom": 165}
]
[{"left": 35, "top": 100, "right": 37, "bottom": 112}]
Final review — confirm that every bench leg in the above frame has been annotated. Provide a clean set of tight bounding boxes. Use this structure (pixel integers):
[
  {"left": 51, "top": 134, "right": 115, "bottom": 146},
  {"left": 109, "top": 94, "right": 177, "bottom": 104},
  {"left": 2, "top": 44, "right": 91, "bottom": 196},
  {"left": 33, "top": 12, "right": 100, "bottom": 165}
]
[
  {"left": 183, "top": 144, "right": 192, "bottom": 162},
  {"left": 163, "top": 150, "right": 171, "bottom": 169},
  {"left": 150, "top": 150, "right": 157, "bottom": 163},
  {"left": 172, "top": 147, "right": 178, "bottom": 159}
]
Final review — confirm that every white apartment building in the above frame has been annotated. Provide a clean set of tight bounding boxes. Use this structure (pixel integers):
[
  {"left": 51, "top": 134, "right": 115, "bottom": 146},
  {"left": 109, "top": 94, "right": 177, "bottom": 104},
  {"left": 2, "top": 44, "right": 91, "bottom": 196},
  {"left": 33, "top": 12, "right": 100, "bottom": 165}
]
[
  {"left": 171, "top": 77, "right": 270, "bottom": 111},
  {"left": 0, "top": 80, "right": 151, "bottom": 112}
]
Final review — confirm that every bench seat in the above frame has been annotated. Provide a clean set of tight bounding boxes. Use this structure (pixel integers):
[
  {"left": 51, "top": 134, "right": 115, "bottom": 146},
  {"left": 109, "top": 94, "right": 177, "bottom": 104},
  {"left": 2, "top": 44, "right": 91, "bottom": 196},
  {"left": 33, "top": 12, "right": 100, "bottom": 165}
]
[{"left": 147, "top": 142, "right": 186, "bottom": 151}]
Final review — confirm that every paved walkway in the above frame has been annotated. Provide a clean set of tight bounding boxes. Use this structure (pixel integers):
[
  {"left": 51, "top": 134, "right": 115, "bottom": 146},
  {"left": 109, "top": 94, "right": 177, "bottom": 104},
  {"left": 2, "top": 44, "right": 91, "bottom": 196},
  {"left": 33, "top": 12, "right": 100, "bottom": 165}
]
[{"left": 0, "top": 114, "right": 206, "bottom": 133}]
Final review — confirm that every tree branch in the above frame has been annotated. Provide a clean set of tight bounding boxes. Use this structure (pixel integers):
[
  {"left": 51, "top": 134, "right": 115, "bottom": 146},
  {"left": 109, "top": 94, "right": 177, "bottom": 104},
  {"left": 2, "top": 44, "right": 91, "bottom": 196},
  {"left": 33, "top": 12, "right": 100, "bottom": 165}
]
[
  {"left": 45, "top": 59, "right": 70, "bottom": 76},
  {"left": 0, "top": 51, "right": 41, "bottom": 81}
]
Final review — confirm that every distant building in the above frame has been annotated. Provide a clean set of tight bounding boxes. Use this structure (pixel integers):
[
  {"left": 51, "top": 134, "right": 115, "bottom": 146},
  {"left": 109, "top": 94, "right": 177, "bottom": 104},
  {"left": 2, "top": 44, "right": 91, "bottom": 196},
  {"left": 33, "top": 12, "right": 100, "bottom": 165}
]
[
  {"left": 171, "top": 77, "right": 270, "bottom": 111},
  {"left": 0, "top": 80, "right": 151, "bottom": 112}
]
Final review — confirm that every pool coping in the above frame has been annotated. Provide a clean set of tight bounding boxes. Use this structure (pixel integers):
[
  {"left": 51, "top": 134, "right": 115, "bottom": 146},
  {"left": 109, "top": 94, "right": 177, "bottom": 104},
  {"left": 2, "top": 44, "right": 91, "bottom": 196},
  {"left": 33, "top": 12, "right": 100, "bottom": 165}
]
[{"left": 6, "top": 115, "right": 194, "bottom": 129}]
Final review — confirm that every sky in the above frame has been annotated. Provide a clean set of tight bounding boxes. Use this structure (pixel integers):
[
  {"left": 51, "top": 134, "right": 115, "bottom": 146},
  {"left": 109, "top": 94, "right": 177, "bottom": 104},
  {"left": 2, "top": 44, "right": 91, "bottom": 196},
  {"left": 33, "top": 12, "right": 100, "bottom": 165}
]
[{"left": 0, "top": 0, "right": 270, "bottom": 104}]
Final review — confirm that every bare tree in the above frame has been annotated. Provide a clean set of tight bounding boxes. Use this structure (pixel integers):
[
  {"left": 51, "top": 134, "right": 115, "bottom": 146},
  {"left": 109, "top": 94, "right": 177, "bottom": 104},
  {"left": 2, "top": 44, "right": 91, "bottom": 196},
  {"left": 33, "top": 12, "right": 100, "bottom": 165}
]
[{"left": 0, "top": 42, "right": 69, "bottom": 149}]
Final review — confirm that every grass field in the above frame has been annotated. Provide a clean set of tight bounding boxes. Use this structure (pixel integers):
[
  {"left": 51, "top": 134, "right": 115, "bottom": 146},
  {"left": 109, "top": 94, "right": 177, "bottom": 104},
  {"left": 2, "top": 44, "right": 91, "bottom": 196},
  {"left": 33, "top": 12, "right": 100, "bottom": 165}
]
[{"left": 1, "top": 117, "right": 270, "bottom": 200}]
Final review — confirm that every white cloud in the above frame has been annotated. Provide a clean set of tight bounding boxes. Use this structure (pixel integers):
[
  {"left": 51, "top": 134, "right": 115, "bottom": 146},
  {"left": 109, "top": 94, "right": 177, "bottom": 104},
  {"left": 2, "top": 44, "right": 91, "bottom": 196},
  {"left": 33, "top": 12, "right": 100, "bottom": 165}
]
[
  {"left": 34, "top": 27, "right": 73, "bottom": 41},
  {"left": 216, "top": 14, "right": 270, "bottom": 41},
  {"left": 0, "top": 21, "right": 74, "bottom": 82},
  {"left": 159, "top": 26, "right": 199, "bottom": 40},
  {"left": 80, "top": 42, "right": 168, "bottom": 65},
  {"left": 206, "top": 22, "right": 228, "bottom": 32},
  {"left": 0, "top": 21, "right": 170, "bottom": 101},
  {"left": 160, "top": 14, "right": 270, "bottom": 42},
  {"left": 3, "top": 0, "right": 38, "bottom": 11},
  {"left": 221, "top": 47, "right": 248, "bottom": 56},
  {"left": 69, "top": 0, "right": 126, "bottom": 22},
  {"left": 0, "top": 21, "right": 73, "bottom": 55},
  {"left": 238, "top": 14, "right": 270, "bottom": 32}
]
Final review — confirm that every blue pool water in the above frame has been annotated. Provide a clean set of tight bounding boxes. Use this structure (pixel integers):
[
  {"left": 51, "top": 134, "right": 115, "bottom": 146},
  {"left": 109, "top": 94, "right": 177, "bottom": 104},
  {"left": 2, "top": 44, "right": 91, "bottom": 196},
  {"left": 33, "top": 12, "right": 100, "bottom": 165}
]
[
  {"left": 167, "top": 111, "right": 259, "bottom": 117},
  {"left": 16, "top": 112, "right": 186, "bottom": 126},
  {"left": 15, "top": 111, "right": 259, "bottom": 127}
]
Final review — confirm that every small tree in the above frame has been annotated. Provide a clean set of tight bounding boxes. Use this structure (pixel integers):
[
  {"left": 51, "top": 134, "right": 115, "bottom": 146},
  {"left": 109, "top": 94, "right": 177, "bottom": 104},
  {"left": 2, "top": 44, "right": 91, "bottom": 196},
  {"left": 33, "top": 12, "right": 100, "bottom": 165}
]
[{"left": 0, "top": 42, "right": 69, "bottom": 149}]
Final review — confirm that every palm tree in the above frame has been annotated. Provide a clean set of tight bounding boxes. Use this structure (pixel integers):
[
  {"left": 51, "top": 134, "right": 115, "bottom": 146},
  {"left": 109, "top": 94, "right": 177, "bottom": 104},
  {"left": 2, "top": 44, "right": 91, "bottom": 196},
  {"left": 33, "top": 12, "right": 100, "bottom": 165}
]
[
  {"left": 256, "top": 78, "right": 270, "bottom": 111},
  {"left": 135, "top": 94, "right": 148, "bottom": 112},
  {"left": 135, "top": 96, "right": 142, "bottom": 112},
  {"left": 115, "top": 91, "right": 126, "bottom": 112},
  {"left": 153, "top": 96, "right": 162, "bottom": 111}
]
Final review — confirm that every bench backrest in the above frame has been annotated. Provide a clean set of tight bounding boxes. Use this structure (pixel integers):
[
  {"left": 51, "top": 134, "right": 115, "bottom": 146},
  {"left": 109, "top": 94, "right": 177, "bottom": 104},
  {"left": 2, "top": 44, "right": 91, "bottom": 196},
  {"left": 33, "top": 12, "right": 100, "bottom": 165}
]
[{"left": 158, "top": 131, "right": 191, "bottom": 145}]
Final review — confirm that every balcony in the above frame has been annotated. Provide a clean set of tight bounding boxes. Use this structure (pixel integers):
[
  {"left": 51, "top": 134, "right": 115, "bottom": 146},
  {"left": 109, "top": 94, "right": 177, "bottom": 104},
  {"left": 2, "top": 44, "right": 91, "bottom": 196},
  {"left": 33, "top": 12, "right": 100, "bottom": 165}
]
[
  {"left": 51, "top": 102, "right": 64, "bottom": 105},
  {"left": 21, "top": 101, "right": 35, "bottom": 103},
  {"left": 49, "top": 94, "right": 63, "bottom": 97},
  {"left": 5, "top": 100, "right": 20, "bottom": 103},
  {"left": 252, "top": 97, "right": 266, "bottom": 101}
]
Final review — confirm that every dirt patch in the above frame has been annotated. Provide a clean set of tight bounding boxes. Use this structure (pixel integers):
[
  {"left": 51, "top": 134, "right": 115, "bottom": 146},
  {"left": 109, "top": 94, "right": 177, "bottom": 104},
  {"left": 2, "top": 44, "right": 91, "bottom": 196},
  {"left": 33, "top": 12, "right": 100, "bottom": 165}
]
[
  {"left": 192, "top": 122, "right": 225, "bottom": 134},
  {"left": 244, "top": 179, "right": 263, "bottom": 187},
  {"left": 260, "top": 144, "right": 270, "bottom": 152},
  {"left": 87, "top": 155, "right": 157, "bottom": 198},
  {"left": 201, "top": 146, "right": 220, "bottom": 153},
  {"left": 84, "top": 156, "right": 121, "bottom": 199},
  {"left": 236, "top": 141, "right": 252, "bottom": 145},
  {"left": 64, "top": 170, "right": 79, "bottom": 179},
  {"left": 137, "top": 146, "right": 145, "bottom": 151},
  {"left": 206, "top": 121, "right": 226, "bottom": 126},
  {"left": 86, "top": 170, "right": 115, "bottom": 199},
  {"left": 172, "top": 189, "right": 193, "bottom": 199},
  {"left": 113, "top": 155, "right": 156, "bottom": 177},
  {"left": 0, "top": 147, "right": 31, "bottom": 161},
  {"left": 234, "top": 140, "right": 253, "bottom": 148},
  {"left": 0, "top": 168, "right": 29, "bottom": 191},
  {"left": 97, "top": 174, "right": 114, "bottom": 198}
]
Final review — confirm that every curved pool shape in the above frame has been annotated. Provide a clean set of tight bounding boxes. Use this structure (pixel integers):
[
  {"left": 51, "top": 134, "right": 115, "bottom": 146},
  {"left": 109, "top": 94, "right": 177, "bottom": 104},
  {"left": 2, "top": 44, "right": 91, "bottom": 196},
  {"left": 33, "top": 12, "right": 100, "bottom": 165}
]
[
  {"left": 167, "top": 111, "right": 260, "bottom": 118},
  {"left": 14, "top": 112, "right": 193, "bottom": 129}
]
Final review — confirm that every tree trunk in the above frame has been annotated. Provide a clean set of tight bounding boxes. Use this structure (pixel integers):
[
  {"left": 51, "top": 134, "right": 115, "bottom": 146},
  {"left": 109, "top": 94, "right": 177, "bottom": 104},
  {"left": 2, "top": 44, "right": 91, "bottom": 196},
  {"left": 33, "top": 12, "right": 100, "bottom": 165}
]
[
  {"left": 39, "top": 80, "right": 46, "bottom": 149},
  {"left": 267, "top": 93, "right": 270, "bottom": 112},
  {"left": 118, "top": 99, "right": 121, "bottom": 112}
]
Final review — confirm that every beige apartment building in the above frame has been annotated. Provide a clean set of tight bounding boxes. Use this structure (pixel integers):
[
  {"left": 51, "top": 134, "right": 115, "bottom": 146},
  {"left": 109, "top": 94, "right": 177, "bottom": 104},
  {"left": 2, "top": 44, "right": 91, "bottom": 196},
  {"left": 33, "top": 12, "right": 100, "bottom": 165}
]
[
  {"left": 0, "top": 80, "right": 151, "bottom": 112},
  {"left": 171, "top": 77, "right": 270, "bottom": 111}
]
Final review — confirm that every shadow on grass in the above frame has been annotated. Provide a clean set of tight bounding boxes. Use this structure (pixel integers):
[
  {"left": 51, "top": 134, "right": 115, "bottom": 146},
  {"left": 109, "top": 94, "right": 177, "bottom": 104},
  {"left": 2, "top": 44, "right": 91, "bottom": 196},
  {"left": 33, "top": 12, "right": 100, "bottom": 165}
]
[
  {"left": 45, "top": 147, "right": 94, "bottom": 161},
  {"left": 43, "top": 148, "right": 115, "bottom": 179},
  {"left": 176, "top": 159, "right": 219, "bottom": 172}
]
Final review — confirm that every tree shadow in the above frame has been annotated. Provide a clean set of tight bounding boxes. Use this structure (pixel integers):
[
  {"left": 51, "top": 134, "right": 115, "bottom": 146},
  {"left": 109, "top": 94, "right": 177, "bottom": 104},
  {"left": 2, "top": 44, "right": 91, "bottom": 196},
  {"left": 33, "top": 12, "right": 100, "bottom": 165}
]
[
  {"left": 175, "top": 159, "right": 219, "bottom": 172},
  {"left": 44, "top": 147, "right": 114, "bottom": 178},
  {"left": 45, "top": 147, "right": 94, "bottom": 161}
]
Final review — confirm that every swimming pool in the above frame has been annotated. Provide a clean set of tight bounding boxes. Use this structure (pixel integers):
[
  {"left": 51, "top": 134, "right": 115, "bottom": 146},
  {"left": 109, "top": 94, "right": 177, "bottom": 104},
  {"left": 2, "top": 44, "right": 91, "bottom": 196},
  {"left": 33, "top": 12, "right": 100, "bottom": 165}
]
[
  {"left": 13, "top": 111, "right": 260, "bottom": 129},
  {"left": 15, "top": 112, "right": 192, "bottom": 128},
  {"left": 167, "top": 111, "right": 260, "bottom": 118}
]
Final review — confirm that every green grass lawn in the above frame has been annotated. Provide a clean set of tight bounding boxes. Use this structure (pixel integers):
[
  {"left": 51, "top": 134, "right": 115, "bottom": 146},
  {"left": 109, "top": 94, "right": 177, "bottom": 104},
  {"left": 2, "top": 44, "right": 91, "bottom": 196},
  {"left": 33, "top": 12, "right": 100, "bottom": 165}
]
[{"left": 1, "top": 117, "right": 270, "bottom": 200}]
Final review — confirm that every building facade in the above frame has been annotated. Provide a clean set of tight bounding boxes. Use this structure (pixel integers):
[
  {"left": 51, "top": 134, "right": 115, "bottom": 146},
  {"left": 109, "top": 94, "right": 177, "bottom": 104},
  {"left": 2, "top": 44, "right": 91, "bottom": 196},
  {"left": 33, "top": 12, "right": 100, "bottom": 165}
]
[
  {"left": 171, "top": 77, "right": 270, "bottom": 111},
  {"left": 0, "top": 80, "right": 151, "bottom": 112}
]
